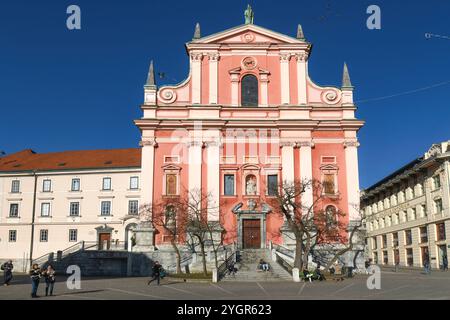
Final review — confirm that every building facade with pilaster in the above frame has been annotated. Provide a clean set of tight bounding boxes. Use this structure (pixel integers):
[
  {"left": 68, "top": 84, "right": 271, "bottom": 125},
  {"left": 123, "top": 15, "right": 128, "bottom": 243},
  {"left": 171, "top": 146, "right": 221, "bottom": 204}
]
[
  {"left": 0, "top": 13, "right": 364, "bottom": 270},
  {"left": 362, "top": 141, "right": 450, "bottom": 269}
]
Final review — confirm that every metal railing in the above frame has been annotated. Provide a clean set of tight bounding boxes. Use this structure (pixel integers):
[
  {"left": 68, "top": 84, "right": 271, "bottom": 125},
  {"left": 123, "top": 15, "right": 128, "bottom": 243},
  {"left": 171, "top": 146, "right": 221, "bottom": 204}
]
[{"left": 217, "top": 251, "right": 236, "bottom": 281}]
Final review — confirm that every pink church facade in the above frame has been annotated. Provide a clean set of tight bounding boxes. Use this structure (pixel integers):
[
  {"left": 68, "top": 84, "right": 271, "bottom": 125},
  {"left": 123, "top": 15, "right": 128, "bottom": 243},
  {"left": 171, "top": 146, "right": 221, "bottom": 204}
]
[{"left": 135, "top": 22, "right": 364, "bottom": 249}]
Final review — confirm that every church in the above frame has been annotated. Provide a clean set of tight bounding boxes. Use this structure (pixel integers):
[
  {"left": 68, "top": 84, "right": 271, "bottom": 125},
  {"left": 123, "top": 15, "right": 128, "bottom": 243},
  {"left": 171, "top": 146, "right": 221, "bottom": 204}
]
[{"left": 0, "top": 7, "right": 364, "bottom": 272}]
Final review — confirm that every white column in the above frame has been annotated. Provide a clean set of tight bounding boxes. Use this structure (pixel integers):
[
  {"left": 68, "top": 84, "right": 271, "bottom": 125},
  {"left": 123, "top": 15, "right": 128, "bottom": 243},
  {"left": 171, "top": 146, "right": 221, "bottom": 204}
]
[
  {"left": 295, "top": 53, "right": 308, "bottom": 105},
  {"left": 230, "top": 74, "right": 239, "bottom": 106},
  {"left": 188, "top": 141, "right": 203, "bottom": 194},
  {"left": 206, "top": 139, "right": 221, "bottom": 221},
  {"left": 140, "top": 136, "right": 156, "bottom": 205},
  {"left": 190, "top": 53, "right": 203, "bottom": 104},
  {"left": 260, "top": 73, "right": 269, "bottom": 107},
  {"left": 208, "top": 53, "right": 219, "bottom": 104},
  {"left": 280, "top": 54, "right": 291, "bottom": 105},
  {"left": 344, "top": 141, "right": 361, "bottom": 221},
  {"left": 299, "top": 142, "right": 313, "bottom": 212},
  {"left": 281, "top": 142, "right": 295, "bottom": 184}
]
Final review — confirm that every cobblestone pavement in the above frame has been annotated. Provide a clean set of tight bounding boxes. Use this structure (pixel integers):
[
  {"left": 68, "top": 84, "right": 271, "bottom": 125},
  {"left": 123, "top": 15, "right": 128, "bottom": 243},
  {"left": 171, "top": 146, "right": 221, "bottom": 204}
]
[{"left": 0, "top": 269, "right": 449, "bottom": 300}]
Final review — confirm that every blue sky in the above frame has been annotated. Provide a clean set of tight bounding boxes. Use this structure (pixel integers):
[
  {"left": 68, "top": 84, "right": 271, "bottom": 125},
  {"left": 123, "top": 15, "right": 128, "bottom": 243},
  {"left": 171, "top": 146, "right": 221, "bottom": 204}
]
[{"left": 0, "top": 0, "right": 449, "bottom": 189}]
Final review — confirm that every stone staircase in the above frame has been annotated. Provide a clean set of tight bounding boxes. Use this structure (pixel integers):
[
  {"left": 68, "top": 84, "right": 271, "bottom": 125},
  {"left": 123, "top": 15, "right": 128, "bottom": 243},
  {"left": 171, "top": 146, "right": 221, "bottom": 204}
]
[{"left": 222, "top": 249, "right": 292, "bottom": 282}]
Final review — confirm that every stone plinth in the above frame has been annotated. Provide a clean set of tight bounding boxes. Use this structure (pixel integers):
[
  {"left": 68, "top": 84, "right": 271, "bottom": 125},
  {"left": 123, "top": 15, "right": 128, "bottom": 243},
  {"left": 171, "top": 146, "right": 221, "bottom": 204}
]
[{"left": 132, "top": 223, "right": 155, "bottom": 252}]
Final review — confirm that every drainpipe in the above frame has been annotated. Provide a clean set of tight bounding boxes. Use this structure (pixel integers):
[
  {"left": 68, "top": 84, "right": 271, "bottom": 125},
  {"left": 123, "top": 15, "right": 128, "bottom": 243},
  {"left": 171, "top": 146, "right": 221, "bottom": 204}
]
[{"left": 29, "top": 170, "right": 38, "bottom": 268}]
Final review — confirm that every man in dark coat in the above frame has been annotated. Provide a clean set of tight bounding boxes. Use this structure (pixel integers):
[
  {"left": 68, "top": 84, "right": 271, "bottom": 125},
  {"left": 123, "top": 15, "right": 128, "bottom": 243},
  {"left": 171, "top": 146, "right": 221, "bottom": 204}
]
[
  {"left": 148, "top": 261, "right": 162, "bottom": 286},
  {"left": 1, "top": 260, "right": 14, "bottom": 286}
]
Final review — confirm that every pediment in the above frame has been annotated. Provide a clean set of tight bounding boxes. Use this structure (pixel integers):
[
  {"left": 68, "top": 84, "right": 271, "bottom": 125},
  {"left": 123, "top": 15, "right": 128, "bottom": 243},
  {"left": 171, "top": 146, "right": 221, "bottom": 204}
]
[
  {"left": 320, "top": 164, "right": 339, "bottom": 171},
  {"left": 191, "top": 24, "right": 304, "bottom": 45},
  {"left": 162, "top": 164, "right": 181, "bottom": 171}
]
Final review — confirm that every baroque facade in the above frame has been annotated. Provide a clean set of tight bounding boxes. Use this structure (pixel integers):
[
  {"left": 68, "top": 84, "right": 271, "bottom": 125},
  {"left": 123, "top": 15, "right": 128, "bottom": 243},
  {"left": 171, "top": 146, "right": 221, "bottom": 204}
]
[
  {"left": 362, "top": 141, "right": 450, "bottom": 269},
  {"left": 0, "top": 14, "right": 364, "bottom": 271}
]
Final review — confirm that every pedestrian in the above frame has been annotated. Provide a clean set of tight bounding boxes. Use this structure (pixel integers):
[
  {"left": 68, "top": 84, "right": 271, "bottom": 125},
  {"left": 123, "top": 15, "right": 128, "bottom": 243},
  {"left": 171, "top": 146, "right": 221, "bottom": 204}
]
[
  {"left": 1, "top": 260, "right": 14, "bottom": 286},
  {"left": 423, "top": 255, "right": 431, "bottom": 275},
  {"left": 148, "top": 261, "right": 162, "bottom": 286},
  {"left": 442, "top": 255, "right": 448, "bottom": 271},
  {"left": 42, "top": 265, "right": 56, "bottom": 296},
  {"left": 29, "top": 264, "right": 42, "bottom": 298}
]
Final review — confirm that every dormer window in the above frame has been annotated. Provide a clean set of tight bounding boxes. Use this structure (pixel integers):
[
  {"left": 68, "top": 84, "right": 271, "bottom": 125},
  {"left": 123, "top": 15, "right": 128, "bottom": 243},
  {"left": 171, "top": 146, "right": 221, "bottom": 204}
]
[{"left": 241, "top": 74, "right": 258, "bottom": 106}]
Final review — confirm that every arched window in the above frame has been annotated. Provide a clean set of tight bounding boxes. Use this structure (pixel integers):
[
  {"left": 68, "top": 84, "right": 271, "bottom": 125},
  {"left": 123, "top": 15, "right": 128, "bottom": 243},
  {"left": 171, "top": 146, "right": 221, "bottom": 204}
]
[{"left": 241, "top": 74, "right": 258, "bottom": 106}]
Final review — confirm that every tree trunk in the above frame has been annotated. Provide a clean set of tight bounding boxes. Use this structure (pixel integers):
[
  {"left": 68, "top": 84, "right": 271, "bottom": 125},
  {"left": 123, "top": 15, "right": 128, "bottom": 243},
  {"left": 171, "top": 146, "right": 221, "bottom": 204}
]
[
  {"left": 171, "top": 240, "right": 182, "bottom": 274},
  {"left": 294, "top": 237, "right": 303, "bottom": 270},
  {"left": 198, "top": 239, "right": 208, "bottom": 276}
]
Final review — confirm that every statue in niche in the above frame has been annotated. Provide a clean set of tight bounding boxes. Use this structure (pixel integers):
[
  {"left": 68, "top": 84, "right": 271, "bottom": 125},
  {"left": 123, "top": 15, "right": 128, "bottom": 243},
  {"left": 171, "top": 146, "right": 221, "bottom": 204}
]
[{"left": 246, "top": 175, "right": 257, "bottom": 195}]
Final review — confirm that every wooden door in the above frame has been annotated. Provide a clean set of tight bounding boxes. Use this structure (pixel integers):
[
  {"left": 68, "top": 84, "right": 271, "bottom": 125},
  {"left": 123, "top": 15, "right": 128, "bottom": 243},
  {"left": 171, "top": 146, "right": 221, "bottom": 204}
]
[
  {"left": 243, "top": 219, "right": 260, "bottom": 249},
  {"left": 99, "top": 233, "right": 111, "bottom": 250}
]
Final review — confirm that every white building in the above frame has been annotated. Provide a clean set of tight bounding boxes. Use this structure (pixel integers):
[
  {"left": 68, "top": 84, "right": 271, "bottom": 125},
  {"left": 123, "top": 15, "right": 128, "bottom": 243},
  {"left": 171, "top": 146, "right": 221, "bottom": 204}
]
[
  {"left": 361, "top": 141, "right": 450, "bottom": 269},
  {"left": 0, "top": 149, "right": 142, "bottom": 271}
]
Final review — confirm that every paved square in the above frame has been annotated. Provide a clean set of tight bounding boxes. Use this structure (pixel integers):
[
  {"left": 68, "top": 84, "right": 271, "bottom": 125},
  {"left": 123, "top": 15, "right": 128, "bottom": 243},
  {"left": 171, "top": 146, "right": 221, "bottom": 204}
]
[{"left": 0, "top": 270, "right": 449, "bottom": 300}]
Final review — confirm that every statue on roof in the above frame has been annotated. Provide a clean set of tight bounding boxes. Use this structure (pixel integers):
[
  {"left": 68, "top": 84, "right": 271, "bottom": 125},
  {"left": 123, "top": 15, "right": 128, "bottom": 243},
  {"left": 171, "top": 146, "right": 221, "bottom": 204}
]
[{"left": 244, "top": 4, "right": 254, "bottom": 24}]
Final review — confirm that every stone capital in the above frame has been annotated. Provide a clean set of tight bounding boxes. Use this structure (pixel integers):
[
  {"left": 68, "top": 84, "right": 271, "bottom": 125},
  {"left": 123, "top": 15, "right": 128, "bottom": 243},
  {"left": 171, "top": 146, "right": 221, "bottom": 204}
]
[
  {"left": 344, "top": 141, "right": 360, "bottom": 148},
  {"left": 279, "top": 53, "right": 292, "bottom": 62},
  {"left": 295, "top": 52, "right": 309, "bottom": 62},
  {"left": 297, "top": 141, "right": 314, "bottom": 148},
  {"left": 207, "top": 53, "right": 220, "bottom": 61},
  {"left": 140, "top": 138, "right": 158, "bottom": 147},
  {"left": 190, "top": 53, "right": 204, "bottom": 61}
]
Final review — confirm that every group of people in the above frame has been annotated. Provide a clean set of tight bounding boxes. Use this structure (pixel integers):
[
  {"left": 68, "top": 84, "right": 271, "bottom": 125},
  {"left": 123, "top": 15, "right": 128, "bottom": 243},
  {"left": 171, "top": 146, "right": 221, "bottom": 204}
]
[
  {"left": 1, "top": 260, "right": 56, "bottom": 298},
  {"left": 29, "top": 264, "right": 56, "bottom": 298}
]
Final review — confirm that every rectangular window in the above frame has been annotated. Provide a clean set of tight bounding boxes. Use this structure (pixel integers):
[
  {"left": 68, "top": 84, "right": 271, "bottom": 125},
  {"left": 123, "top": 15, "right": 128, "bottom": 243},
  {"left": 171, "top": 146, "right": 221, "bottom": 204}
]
[
  {"left": 373, "top": 252, "right": 378, "bottom": 264},
  {"left": 267, "top": 174, "right": 278, "bottom": 196},
  {"left": 405, "top": 229, "right": 412, "bottom": 245},
  {"left": 128, "top": 200, "right": 139, "bottom": 215},
  {"left": 102, "top": 178, "right": 111, "bottom": 190},
  {"left": 40, "top": 229, "right": 48, "bottom": 242},
  {"left": 69, "top": 202, "right": 80, "bottom": 217},
  {"left": 9, "top": 204, "right": 19, "bottom": 218},
  {"left": 406, "top": 248, "right": 414, "bottom": 266},
  {"left": 435, "top": 199, "right": 443, "bottom": 214},
  {"left": 382, "top": 235, "right": 387, "bottom": 248},
  {"left": 437, "top": 223, "right": 446, "bottom": 241},
  {"left": 383, "top": 251, "right": 388, "bottom": 265},
  {"left": 130, "top": 176, "right": 139, "bottom": 190},
  {"left": 372, "top": 237, "right": 377, "bottom": 249},
  {"left": 433, "top": 175, "right": 441, "bottom": 189},
  {"left": 69, "top": 229, "right": 78, "bottom": 242},
  {"left": 392, "top": 232, "right": 399, "bottom": 247},
  {"left": 165, "top": 174, "right": 177, "bottom": 195},
  {"left": 41, "top": 203, "right": 51, "bottom": 217},
  {"left": 8, "top": 230, "right": 17, "bottom": 242},
  {"left": 224, "top": 174, "right": 235, "bottom": 196},
  {"left": 42, "top": 179, "right": 52, "bottom": 192},
  {"left": 71, "top": 178, "right": 80, "bottom": 191},
  {"left": 421, "top": 204, "right": 427, "bottom": 217},
  {"left": 420, "top": 226, "right": 428, "bottom": 243},
  {"left": 11, "top": 180, "right": 20, "bottom": 193},
  {"left": 323, "top": 174, "right": 335, "bottom": 194},
  {"left": 101, "top": 201, "right": 111, "bottom": 216}
]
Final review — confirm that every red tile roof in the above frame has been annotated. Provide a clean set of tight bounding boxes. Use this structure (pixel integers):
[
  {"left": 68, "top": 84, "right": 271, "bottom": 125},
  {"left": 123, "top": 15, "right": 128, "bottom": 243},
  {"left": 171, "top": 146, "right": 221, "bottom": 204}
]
[{"left": 0, "top": 148, "right": 141, "bottom": 172}]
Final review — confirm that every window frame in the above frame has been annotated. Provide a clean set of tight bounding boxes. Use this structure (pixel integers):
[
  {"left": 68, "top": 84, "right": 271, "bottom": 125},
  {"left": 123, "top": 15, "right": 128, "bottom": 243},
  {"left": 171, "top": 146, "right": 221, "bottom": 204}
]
[
  {"left": 8, "top": 230, "right": 17, "bottom": 242},
  {"left": 102, "top": 177, "right": 112, "bottom": 191},
  {"left": 9, "top": 203, "right": 19, "bottom": 218},
  {"left": 241, "top": 74, "right": 259, "bottom": 107},
  {"left": 41, "top": 202, "right": 51, "bottom": 217},
  {"left": 100, "top": 201, "right": 112, "bottom": 216},
  {"left": 128, "top": 200, "right": 139, "bottom": 215},
  {"left": 40, "top": 229, "right": 48, "bottom": 242},
  {"left": 11, "top": 180, "right": 20, "bottom": 193},
  {"left": 71, "top": 178, "right": 81, "bottom": 192},
  {"left": 267, "top": 174, "right": 279, "bottom": 197},
  {"left": 223, "top": 174, "right": 235, "bottom": 196},
  {"left": 69, "top": 229, "right": 78, "bottom": 242},
  {"left": 42, "top": 179, "right": 52, "bottom": 193},
  {"left": 69, "top": 202, "right": 80, "bottom": 217},
  {"left": 130, "top": 176, "right": 139, "bottom": 190}
]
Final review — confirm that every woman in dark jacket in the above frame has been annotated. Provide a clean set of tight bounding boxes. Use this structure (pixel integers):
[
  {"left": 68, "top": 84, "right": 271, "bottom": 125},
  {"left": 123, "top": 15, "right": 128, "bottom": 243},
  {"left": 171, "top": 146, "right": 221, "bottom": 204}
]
[
  {"left": 29, "top": 264, "right": 41, "bottom": 298},
  {"left": 2, "top": 260, "right": 14, "bottom": 286},
  {"left": 43, "top": 265, "right": 56, "bottom": 296}
]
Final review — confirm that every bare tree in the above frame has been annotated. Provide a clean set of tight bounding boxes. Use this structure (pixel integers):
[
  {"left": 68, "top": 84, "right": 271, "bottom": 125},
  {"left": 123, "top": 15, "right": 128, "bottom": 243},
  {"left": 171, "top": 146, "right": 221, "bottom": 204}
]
[
  {"left": 139, "top": 198, "right": 188, "bottom": 274},
  {"left": 182, "top": 188, "right": 224, "bottom": 275},
  {"left": 269, "top": 178, "right": 362, "bottom": 271}
]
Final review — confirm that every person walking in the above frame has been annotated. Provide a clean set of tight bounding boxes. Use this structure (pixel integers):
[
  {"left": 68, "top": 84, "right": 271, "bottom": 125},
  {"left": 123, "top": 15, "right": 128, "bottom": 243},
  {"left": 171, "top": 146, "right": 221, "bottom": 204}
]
[
  {"left": 29, "top": 264, "right": 42, "bottom": 298},
  {"left": 423, "top": 254, "right": 431, "bottom": 275},
  {"left": 148, "top": 261, "right": 162, "bottom": 286},
  {"left": 1, "top": 260, "right": 14, "bottom": 286},
  {"left": 442, "top": 255, "right": 448, "bottom": 271},
  {"left": 42, "top": 265, "right": 56, "bottom": 296}
]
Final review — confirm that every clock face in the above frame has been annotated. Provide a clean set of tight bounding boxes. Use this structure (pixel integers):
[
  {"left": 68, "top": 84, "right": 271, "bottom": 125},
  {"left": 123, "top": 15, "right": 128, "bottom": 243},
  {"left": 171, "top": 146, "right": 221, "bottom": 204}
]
[{"left": 242, "top": 57, "right": 257, "bottom": 70}]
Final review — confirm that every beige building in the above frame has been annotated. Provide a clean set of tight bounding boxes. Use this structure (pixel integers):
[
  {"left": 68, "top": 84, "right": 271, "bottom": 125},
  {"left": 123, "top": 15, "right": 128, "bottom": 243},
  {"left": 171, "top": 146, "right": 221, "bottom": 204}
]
[
  {"left": 0, "top": 149, "right": 142, "bottom": 271},
  {"left": 361, "top": 141, "right": 450, "bottom": 269}
]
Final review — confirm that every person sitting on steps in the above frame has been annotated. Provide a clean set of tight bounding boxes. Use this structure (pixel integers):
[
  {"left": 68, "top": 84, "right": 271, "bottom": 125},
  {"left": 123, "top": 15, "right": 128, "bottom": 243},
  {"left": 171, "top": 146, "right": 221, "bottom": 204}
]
[{"left": 258, "top": 259, "right": 269, "bottom": 272}]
